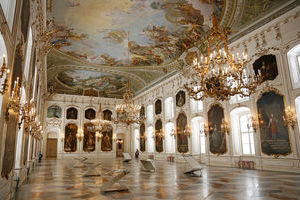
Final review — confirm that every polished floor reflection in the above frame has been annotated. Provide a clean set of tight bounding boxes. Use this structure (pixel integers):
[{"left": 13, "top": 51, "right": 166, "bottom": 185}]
[{"left": 15, "top": 158, "right": 300, "bottom": 200}]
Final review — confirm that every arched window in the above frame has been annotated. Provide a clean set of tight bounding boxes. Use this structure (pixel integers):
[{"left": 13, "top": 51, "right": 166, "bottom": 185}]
[
  {"left": 295, "top": 96, "right": 300, "bottom": 134},
  {"left": 0, "top": 33, "right": 7, "bottom": 114},
  {"left": 191, "top": 116, "right": 205, "bottom": 154},
  {"left": 190, "top": 99, "right": 203, "bottom": 113},
  {"left": 230, "top": 107, "right": 255, "bottom": 155},
  {"left": 24, "top": 27, "right": 33, "bottom": 81},
  {"left": 164, "top": 97, "right": 174, "bottom": 120},
  {"left": 165, "top": 122, "right": 175, "bottom": 153},
  {"left": 147, "top": 126, "right": 154, "bottom": 153},
  {"left": 147, "top": 105, "right": 154, "bottom": 124},
  {"left": 288, "top": 44, "right": 300, "bottom": 88},
  {"left": 0, "top": 0, "right": 16, "bottom": 30},
  {"left": 66, "top": 107, "right": 78, "bottom": 119}
]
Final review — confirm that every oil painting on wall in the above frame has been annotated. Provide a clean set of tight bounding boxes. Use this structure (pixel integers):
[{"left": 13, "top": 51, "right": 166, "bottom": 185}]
[
  {"left": 257, "top": 91, "right": 291, "bottom": 156},
  {"left": 64, "top": 124, "right": 77, "bottom": 152},
  {"left": 155, "top": 99, "right": 162, "bottom": 115},
  {"left": 66, "top": 107, "right": 78, "bottom": 119},
  {"left": 101, "top": 126, "right": 113, "bottom": 151},
  {"left": 1, "top": 113, "right": 18, "bottom": 179},
  {"left": 253, "top": 54, "right": 278, "bottom": 82},
  {"left": 155, "top": 119, "right": 163, "bottom": 153},
  {"left": 177, "top": 112, "right": 188, "bottom": 153},
  {"left": 140, "top": 123, "right": 146, "bottom": 152},
  {"left": 85, "top": 108, "right": 96, "bottom": 120},
  {"left": 103, "top": 109, "right": 112, "bottom": 121},
  {"left": 208, "top": 104, "right": 227, "bottom": 154},
  {"left": 176, "top": 90, "right": 186, "bottom": 107},
  {"left": 48, "top": 0, "right": 224, "bottom": 66},
  {"left": 140, "top": 106, "right": 145, "bottom": 119},
  {"left": 83, "top": 123, "right": 95, "bottom": 152},
  {"left": 47, "top": 105, "right": 62, "bottom": 118}
]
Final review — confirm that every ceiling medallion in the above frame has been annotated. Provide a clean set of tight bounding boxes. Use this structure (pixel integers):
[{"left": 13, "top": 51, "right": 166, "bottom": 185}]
[
  {"left": 184, "top": 14, "right": 263, "bottom": 101},
  {"left": 113, "top": 82, "right": 144, "bottom": 126}
]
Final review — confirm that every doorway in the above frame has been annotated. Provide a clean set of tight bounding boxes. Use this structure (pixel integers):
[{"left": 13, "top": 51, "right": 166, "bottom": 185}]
[
  {"left": 46, "top": 138, "right": 57, "bottom": 158},
  {"left": 116, "top": 139, "right": 124, "bottom": 157}
]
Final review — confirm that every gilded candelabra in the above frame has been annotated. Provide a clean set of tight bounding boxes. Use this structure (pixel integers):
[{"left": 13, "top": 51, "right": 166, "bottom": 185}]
[
  {"left": 77, "top": 130, "right": 84, "bottom": 141},
  {"left": 221, "top": 119, "right": 230, "bottom": 135},
  {"left": 90, "top": 104, "right": 112, "bottom": 133},
  {"left": 283, "top": 106, "right": 297, "bottom": 130},
  {"left": 113, "top": 82, "right": 144, "bottom": 126},
  {"left": 184, "top": 14, "right": 263, "bottom": 101},
  {"left": 0, "top": 56, "right": 9, "bottom": 94},
  {"left": 155, "top": 129, "right": 165, "bottom": 140},
  {"left": 6, "top": 77, "right": 21, "bottom": 120}
]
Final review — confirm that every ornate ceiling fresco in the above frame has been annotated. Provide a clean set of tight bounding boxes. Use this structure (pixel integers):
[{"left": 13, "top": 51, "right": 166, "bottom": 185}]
[{"left": 46, "top": 0, "right": 298, "bottom": 98}]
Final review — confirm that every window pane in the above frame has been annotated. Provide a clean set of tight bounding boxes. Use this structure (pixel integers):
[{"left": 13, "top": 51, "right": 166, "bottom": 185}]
[
  {"left": 147, "top": 105, "right": 154, "bottom": 124},
  {"left": 240, "top": 115, "right": 249, "bottom": 132},
  {"left": 243, "top": 143, "right": 250, "bottom": 154},
  {"left": 242, "top": 133, "right": 249, "bottom": 144}
]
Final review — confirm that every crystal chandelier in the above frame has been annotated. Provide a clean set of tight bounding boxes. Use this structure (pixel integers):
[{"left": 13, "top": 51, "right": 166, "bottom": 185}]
[
  {"left": 113, "top": 81, "right": 143, "bottom": 126},
  {"left": 89, "top": 104, "right": 112, "bottom": 133},
  {"left": 184, "top": 14, "right": 263, "bottom": 101}
]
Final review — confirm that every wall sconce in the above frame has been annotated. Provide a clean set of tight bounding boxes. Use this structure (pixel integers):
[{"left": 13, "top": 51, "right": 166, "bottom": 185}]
[
  {"left": 140, "top": 135, "right": 147, "bottom": 141},
  {"left": 221, "top": 119, "right": 230, "bottom": 135},
  {"left": 0, "top": 55, "right": 9, "bottom": 95},
  {"left": 60, "top": 136, "right": 65, "bottom": 142},
  {"left": 95, "top": 131, "right": 103, "bottom": 142},
  {"left": 184, "top": 125, "right": 191, "bottom": 137},
  {"left": 248, "top": 113, "right": 264, "bottom": 132},
  {"left": 200, "top": 122, "right": 210, "bottom": 137},
  {"left": 155, "top": 128, "right": 165, "bottom": 140},
  {"left": 170, "top": 128, "right": 176, "bottom": 138},
  {"left": 77, "top": 130, "right": 84, "bottom": 141},
  {"left": 283, "top": 106, "right": 297, "bottom": 130},
  {"left": 18, "top": 100, "right": 35, "bottom": 129},
  {"left": 6, "top": 77, "right": 21, "bottom": 120},
  {"left": 116, "top": 139, "right": 123, "bottom": 144}
]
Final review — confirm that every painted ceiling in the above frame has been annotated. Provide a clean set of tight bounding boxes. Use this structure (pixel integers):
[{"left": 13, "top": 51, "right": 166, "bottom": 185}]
[
  {"left": 48, "top": 0, "right": 224, "bottom": 66},
  {"left": 46, "top": 0, "right": 298, "bottom": 98}
]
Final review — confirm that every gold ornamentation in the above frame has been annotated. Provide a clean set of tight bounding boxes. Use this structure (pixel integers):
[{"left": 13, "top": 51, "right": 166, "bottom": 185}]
[
  {"left": 184, "top": 14, "right": 263, "bottom": 101},
  {"left": 0, "top": 55, "right": 9, "bottom": 94},
  {"left": 283, "top": 106, "right": 297, "bottom": 130},
  {"left": 113, "top": 81, "right": 144, "bottom": 126}
]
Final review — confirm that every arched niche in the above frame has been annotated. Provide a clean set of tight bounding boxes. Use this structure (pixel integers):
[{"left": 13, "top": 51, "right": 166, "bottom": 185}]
[
  {"left": 101, "top": 125, "right": 113, "bottom": 151},
  {"left": 155, "top": 99, "right": 162, "bottom": 115},
  {"left": 83, "top": 123, "right": 95, "bottom": 152},
  {"left": 64, "top": 124, "right": 77, "bottom": 152},
  {"left": 208, "top": 104, "right": 227, "bottom": 155},
  {"left": 47, "top": 105, "right": 62, "bottom": 118},
  {"left": 103, "top": 109, "right": 112, "bottom": 121},
  {"left": 66, "top": 107, "right": 78, "bottom": 119},
  {"left": 257, "top": 90, "right": 291, "bottom": 156},
  {"left": 253, "top": 54, "right": 278, "bottom": 83},
  {"left": 176, "top": 90, "right": 186, "bottom": 107},
  {"left": 140, "top": 123, "right": 146, "bottom": 152},
  {"left": 176, "top": 112, "right": 188, "bottom": 153},
  {"left": 85, "top": 108, "right": 96, "bottom": 120},
  {"left": 155, "top": 119, "right": 163, "bottom": 152}
]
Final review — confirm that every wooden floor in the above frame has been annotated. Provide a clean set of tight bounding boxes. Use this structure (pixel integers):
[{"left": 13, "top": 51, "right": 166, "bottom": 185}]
[{"left": 14, "top": 158, "right": 300, "bottom": 200}]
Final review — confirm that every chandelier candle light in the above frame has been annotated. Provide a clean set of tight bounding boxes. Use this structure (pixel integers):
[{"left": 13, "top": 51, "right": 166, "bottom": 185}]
[
  {"left": 90, "top": 104, "right": 112, "bottom": 133},
  {"left": 114, "top": 81, "right": 143, "bottom": 126},
  {"left": 184, "top": 14, "right": 263, "bottom": 101},
  {"left": 0, "top": 55, "right": 10, "bottom": 94}
]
